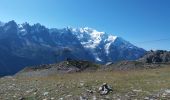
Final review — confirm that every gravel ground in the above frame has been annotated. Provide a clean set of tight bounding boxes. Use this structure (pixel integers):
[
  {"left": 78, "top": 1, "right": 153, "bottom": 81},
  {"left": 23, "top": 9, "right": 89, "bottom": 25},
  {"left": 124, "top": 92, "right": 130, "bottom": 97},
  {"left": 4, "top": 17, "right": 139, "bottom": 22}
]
[{"left": 1, "top": 67, "right": 170, "bottom": 100}]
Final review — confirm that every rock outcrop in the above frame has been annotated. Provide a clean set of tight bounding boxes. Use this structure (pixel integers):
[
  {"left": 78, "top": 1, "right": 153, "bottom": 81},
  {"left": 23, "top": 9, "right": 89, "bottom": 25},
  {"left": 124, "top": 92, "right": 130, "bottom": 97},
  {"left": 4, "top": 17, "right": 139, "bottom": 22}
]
[{"left": 139, "top": 50, "right": 170, "bottom": 63}]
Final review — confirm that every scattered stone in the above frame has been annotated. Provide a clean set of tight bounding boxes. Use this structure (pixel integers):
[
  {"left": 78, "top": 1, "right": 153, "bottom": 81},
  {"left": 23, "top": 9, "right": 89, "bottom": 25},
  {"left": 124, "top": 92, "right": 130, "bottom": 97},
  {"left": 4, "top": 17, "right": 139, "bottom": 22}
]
[
  {"left": 92, "top": 95, "right": 97, "bottom": 100},
  {"left": 12, "top": 84, "right": 15, "bottom": 86},
  {"left": 8, "top": 85, "right": 14, "bottom": 88},
  {"left": 59, "top": 97, "right": 63, "bottom": 100},
  {"left": 133, "top": 89, "right": 142, "bottom": 92},
  {"left": 165, "top": 89, "right": 170, "bottom": 94},
  {"left": 86, "top": 89, "right": 93, "bottom": 94},
  {"left": 65, "top": 94, "right": 72, "bottom": 98},
  {"left": 127, "top": 91, "right": 137, "bottom": 97},
  {"left": 18, "top": 97, "right": 25, "bottom": 100},
  {"left": 43, "top": 92, "right": 49, "bottom": 96},
  {"left": 50, "top": 97, "right": 55, "bottom": 100},
  {"left": 98, "top": 83, "right": 113, "bottom": 95},
  {"left": 13, "top": 95, "right": 16, "bottom": 98},
  {"left": 144, "top": 97, "right": 149, "bottom": 100},
  {"left": 162, "top": 93, "right": 166, "bottom": 97},
  {"left": 80, "top": 96, "right": 88, "bottom": 100},
  {"left": 26, "top": 89, "right": 35, "bottom": 94},
  {"left": 80, "top": 82, "right": 84, "bottom": 86},
  {"left": 33, "top": 92, "right": 37, "bottom": 95}
]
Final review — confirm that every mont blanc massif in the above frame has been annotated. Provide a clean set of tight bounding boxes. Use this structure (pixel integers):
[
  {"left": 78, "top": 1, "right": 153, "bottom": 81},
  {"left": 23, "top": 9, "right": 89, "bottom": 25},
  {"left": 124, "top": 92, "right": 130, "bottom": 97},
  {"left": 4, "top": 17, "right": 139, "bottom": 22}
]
[{"left": 0, "top": 20, "right": 146, "bottom": 75}]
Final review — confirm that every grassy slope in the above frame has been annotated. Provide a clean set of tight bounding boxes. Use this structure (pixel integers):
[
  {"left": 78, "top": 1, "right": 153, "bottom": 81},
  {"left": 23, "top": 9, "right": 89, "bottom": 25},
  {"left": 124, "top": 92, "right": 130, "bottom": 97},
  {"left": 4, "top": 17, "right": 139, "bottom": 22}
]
[{"left": 0, "top": 65, "right": 170, "bottom": 99}]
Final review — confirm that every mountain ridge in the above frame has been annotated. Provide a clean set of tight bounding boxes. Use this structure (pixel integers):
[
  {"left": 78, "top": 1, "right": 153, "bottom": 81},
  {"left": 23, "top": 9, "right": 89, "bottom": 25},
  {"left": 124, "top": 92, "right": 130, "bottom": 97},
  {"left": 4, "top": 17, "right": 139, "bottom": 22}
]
[{"left": 0, "top": 20, "right": 146, "bottom": 76}]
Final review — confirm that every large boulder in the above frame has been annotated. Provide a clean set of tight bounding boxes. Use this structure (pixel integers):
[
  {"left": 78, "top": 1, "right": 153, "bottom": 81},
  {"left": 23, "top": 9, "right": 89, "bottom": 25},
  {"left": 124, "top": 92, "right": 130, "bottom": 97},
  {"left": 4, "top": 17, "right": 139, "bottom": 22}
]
[{"left": 98, "top": 83, "right": 113, "bottom": 95}]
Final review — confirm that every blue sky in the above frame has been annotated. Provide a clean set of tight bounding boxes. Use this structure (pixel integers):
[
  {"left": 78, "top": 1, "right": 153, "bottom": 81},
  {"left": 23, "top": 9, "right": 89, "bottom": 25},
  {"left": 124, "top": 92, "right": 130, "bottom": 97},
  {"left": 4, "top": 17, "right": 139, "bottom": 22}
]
[{"left": 0, "top": 0, "right": 170, "bottom": 50}]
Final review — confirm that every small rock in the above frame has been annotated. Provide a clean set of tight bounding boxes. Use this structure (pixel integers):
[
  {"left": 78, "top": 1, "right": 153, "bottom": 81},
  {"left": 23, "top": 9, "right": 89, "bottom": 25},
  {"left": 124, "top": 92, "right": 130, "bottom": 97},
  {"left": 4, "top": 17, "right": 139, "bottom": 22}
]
[
  {"left": 43, "top": 92, "right": 49, "bottom": 96},
  {"left": 80, "top": 82, "right": 84, "bottom": 86},
  {"left": 65, "top": 94, "right": 72, "bottom": 98},
  {"left": 133, "top": 89, "right": 142, "bottom": 92},
  {"left": 12, "top": 84, "right": 15, "bottom": 86},
  {"left": 80, "top": 96, "right": 87, "bottom": 100},
  {"left": 8, "top": 85, "right": 14, "bottom": 88},
  {"left": 18, "top": 97, "right": 25, "bottom": 100},
  {"left": 144, "top": 97, "right": 149, "bottom": 100},
  {"left": 92, "top": 95, "right": 97, "bottom": 100},
  {"left": 26, "top": 89, "right": 34, "bottom": 93},
  {"left": 86, "top": 89, "right": 93, "bottom": 94},
  {"left": 165, "top": 89, "right": 170, "bottom": 94},
  {"left": 162, "top": 93, "right": 167, "bottom": 97},
  {"left": 33, "top": 92, "right": 37, "bottom": 95},
  {"left": 59, "top": 98, "right": 63, "bottom": 100}
]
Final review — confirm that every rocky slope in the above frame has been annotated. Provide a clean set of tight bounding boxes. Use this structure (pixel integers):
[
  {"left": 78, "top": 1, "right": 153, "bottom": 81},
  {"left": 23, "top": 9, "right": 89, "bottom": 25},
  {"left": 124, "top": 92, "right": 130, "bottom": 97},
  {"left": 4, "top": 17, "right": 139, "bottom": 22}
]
[
  {"left": 16, "top": 60, "right": 100, "bottom": 77},
  {"left": 16, "top": 59, "right": 167, "bottom": 77}
]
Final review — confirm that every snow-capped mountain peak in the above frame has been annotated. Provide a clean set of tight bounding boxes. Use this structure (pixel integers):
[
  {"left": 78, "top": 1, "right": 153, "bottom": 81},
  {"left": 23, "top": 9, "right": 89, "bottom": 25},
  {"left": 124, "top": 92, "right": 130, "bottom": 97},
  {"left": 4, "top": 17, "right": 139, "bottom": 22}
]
[
  {"left": 107, "top": 35, "right": 117, "bottom": 42},
  {"left": 71, "top": 27, "right": 121, "bottom": 61},
  {"left": 72, "top": 27, "right": 107, "bottom": 49}
]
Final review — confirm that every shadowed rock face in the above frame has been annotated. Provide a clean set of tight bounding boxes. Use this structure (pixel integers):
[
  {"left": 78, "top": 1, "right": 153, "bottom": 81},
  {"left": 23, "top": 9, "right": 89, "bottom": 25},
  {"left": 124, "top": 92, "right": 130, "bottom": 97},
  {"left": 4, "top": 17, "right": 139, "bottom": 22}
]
[
  {"left": 139, "top": 50, "right": 170, "bottom": 63},
  {"left": 0, "top": 20, "right": 146, "bottom": 76}
]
